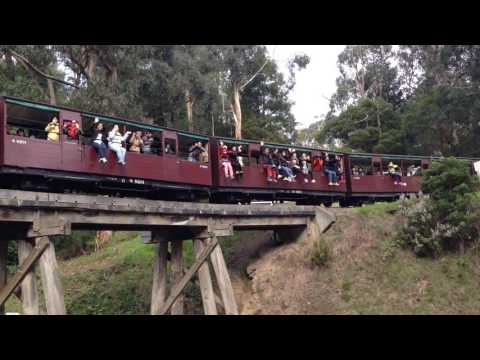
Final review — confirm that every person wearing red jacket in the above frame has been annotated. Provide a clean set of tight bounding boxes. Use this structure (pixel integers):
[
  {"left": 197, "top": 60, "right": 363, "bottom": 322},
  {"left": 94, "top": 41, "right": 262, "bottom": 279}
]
[{"left": 64, "top": 120, "right": 81, "bottom": 140}]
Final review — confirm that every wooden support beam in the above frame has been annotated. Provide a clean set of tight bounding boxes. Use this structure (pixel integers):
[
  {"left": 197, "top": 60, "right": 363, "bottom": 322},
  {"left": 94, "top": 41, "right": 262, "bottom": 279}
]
[
  {"left": 170, "top": 241, "right": 184, "bottom": 315},
  {"left": 0, "top": 241, "right": 7, "bottom": 314},
  {"left": 150, "top": 240, "right": 168, "bottom": 315},
  {"left": 193, "top": 238, "right": 217, "bottom": 315},
  {"left": 209, "top": 238, "right": 239, "bottom": 315},
  {"left": 36, "top": 237, "right": 66, "bottom": 315},
  {"left": 159, "top": 237, "right": 218, "bottom": 315},
  {"left": 0, "top": 238, "right": 49, "bottom": 310},
  {"left": 17, "top": 239, "right": 40, "bottom": 315}
]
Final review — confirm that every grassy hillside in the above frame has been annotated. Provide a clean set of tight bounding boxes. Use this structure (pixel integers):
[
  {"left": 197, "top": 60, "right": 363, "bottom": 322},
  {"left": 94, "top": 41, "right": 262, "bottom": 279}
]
[
  {"left": 240, "top": 202, "right": 480, "bottom": 315},
  {"left": 6, "top": 202, "right": 480, "bottom": 314}
]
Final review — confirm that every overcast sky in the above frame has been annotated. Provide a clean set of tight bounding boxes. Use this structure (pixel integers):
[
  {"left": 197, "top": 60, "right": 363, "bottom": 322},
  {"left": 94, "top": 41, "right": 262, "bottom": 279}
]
[{"left": 266, "top": 45, "right": 345, "bottom": 129}]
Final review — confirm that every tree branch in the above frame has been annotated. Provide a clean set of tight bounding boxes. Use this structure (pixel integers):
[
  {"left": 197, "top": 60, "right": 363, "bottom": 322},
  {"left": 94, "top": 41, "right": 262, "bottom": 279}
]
[
  {"left": 7, "top": 49, "right": 79, "bottom": 89},
  {"left": 239, "top": 59, "right": 269, "bottom": 92}
]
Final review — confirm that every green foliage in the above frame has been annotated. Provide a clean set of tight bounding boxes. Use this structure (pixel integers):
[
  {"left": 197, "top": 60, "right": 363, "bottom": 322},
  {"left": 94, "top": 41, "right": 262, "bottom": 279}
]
[
  {"left": 324, "top": 45, "right": 480, "bottom": 157},
  {"left": 51, "top": 231, "right": 97, "bottom": 260},
  {"left": 398, "top": 158, "right": 480, "bottom": 256},
  {"left": 311, "top": 238, "right": 331, "bottom": 267},
  {"left": 1, "top": 45, "right": 306, "bottom": 143},
  {"left": 353, "top": 201, "right": 399, "bottom": 217}
]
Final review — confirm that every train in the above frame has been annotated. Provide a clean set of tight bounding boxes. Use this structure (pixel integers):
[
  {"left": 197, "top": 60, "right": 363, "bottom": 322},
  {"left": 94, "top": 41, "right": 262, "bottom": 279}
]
[{"left": 1, "top": 95, "right": 478, "bottom": 206}]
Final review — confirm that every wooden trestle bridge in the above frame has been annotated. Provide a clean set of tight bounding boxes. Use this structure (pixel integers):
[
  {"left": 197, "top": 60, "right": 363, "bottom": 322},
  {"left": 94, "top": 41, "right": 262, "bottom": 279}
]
[{"left": 0, "top": 189, "right": 335, "bottom": 315}]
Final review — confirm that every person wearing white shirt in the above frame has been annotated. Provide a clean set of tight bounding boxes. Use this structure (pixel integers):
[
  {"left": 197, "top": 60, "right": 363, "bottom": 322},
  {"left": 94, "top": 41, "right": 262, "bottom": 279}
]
[{"left": 108, "top": 124, "right": 131, "bottom": 165}]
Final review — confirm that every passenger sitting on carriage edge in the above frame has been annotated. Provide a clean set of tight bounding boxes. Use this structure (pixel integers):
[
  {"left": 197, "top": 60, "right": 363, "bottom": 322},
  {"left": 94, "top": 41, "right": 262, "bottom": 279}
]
[
  {"left": 388, "top": 162, "right": 406, "bottom": 186},
  {"left": 219, "top": 142, "right": 234, "bottom": 179},
  {"left": 279, "top": 150, "right": 295, "bottom": 182},
  {"left": 91, "top": 117, "right": 108, "bottom": 163},
  {"left": 324, "top": 153, "right": 339, "bottom": 186},
  {"left": 230, "top": 146, "right": 243, "bottom": 176},
  {"left": 237, "top": 145, "right": 244, "bottom": 168},
  {"left": 301, "top": 153, "right": 316, "bottom": 183},
  {"left": 261, "top": 145, "right": 277, "bottom": 182},
  {"left": 108, "top": 125, "right": 131, "bottom": 165}
]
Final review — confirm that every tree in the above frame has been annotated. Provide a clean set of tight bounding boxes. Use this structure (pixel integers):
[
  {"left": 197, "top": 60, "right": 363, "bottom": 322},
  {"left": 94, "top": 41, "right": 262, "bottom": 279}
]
[
  {"left": 320, "top": 97, "right": 402, "bottom": 153},
  {"left": 399, "top": 158, "right": 480, "bottom": 256},
  {"left": 0, "top": 45, "right": 77, "bottom": 105},
  {"left": 215, "top": 45, "right": 309, "bottom": 140}
]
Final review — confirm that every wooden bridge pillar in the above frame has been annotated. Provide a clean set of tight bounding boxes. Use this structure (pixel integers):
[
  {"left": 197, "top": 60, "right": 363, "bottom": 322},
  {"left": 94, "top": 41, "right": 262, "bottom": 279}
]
[
  {"left": 150, "top": 228, "right": 238, "bottom": 315},
  {"left": 35, "top": 237, "right": 66, "bottom": 315},
  {"left": 0, "top": 233, "right": 66, "bottom": 315},
  {"left": 0, "top": 240, "right": 7, "bottom": 315},
  {"left": 17, "top": 239, "right": 40, "bottom": 315},
  {"left": 193, "top": 237, "right": 217, "bottom": 315},
  {"left": 150, "top": 240, "right": 168, "bottom": 315}
]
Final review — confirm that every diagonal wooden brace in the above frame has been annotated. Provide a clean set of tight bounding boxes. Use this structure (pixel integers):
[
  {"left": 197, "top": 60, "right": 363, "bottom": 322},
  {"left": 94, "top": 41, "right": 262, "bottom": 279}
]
[
  {"left": 158, "top": 237, "right": 218, "bottom": 315},
  {"left": 0, "top": 237, "right": 49, "bottom": 308}
]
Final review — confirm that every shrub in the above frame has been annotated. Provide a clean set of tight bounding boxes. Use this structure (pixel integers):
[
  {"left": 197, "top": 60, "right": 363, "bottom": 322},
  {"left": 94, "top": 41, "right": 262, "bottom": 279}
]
[
  {"left": 311, "top": 238, "right": 331, "bottom": 267},
  {"left": 398, "top": 157, "right": 480, "bottom": 257},
  {"left": 52, "top": 231, "right": 98, "bottom": 260}
]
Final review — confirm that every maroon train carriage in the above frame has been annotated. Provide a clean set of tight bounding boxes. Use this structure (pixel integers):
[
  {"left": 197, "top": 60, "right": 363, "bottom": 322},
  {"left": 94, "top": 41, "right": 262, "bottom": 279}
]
[
  {"left": 1, "top": 95, "right": 478, "bottom": 206},
  {"left": 210, "top": 137, "right": 347, "bottom": 205},
  {"left": 0, "top": 96, "right": 212, "bottom": 201},
  {"left": 344, "top": 152, "right": 479, "bottom": 206}
]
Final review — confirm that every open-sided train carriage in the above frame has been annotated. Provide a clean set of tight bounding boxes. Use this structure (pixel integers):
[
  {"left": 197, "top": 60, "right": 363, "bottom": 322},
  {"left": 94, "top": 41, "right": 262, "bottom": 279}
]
[
  {"left": 210, "top": 137, "right": 346, "bottom": 205},
  {"left": 0, "top": 96, "right": 212, "bottom": 200},
  {"left": 1, "top": 95, "right": 479, "bottom": 206}
]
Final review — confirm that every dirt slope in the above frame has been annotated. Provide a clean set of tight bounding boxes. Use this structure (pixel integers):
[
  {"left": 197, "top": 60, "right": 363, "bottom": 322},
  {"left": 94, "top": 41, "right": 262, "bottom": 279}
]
[{"left": 228, "top": 204, "right": 480, "bottom": 315}]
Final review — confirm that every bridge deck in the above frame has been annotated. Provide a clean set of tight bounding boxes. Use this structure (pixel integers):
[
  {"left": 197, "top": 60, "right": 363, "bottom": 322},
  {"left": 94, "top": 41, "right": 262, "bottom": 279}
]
[{"left": 0, "top": 189, "right": 335, "bottom": 238}]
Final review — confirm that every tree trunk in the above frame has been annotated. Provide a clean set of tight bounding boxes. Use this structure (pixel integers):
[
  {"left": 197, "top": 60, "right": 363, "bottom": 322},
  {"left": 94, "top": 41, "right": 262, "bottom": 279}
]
[
  {"left": 47, "top": 79, "right": 57, "bottom": 105},
  {"left": 376, "top": 98, "right": 382, "bottom": 138},
  {"left": 4, "top": 51, "right": 15, "bottom": 81},
  {"left": 232, "top": 83, "right": 242, "bottom": 139},
  {"left": 105, "top": 65, "right": 118, "bottom": 86},
  {"left": 355, "top": 71, "right": 366, "bottom": 98},
  {"left": 86, "top": 48, "right": 98, "bottom": 81},
  {"left": 185, "top": 89, "right": 194, "bottom": 132}
]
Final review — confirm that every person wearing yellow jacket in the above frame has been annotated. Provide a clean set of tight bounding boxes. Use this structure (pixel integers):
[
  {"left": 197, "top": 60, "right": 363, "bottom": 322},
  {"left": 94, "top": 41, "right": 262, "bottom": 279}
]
[
  {"left": 387, "top": 161, "right": 406, "bottom": 186},
  {"left": 45, "top": 116, "right": 60, "bottom": 142}
]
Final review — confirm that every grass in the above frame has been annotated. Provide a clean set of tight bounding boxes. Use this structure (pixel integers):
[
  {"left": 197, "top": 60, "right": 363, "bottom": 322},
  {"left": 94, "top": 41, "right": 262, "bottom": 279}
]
[
  {"left": 313, "top": 201, "right": 480, "bottom": 314},
  {"left": 353, "top": 201, "right": 400, "bottom": 216}
]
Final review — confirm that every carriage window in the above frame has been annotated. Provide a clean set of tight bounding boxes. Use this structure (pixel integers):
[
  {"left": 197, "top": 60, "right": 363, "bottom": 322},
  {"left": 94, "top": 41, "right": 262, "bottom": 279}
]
[
  {"left": 164, "top": 138, "right": 177, "bottom": 156},
  {"left": 350, "top": 157, "right": 371, "bottom": 176},
  {"left": 124, "top": 126, "right": 162, "bottom": 155},
  {"left": 6, "top": 103, "right": 59, "bottom": 142},
  {"left": 403, "top": 159, "right": 422, "bottom": 176},
  {"left": 178, "top": 135, "right": 208, "bottom": 162},
  {"left": 372, "top": 161, "right": 382, "bottom": 175}
]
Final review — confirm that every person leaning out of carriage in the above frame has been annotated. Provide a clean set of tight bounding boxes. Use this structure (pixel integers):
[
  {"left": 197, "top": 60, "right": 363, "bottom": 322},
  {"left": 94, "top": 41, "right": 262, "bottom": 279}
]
[
  {"left": 387, "top": 162, "right": 406, "bottom": 186},
  {"left": 45, "top": 116, "right": 60, "bottom": 142},
  {"left": 88, "top": 117, "right": 109, "bottom": 163}
]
